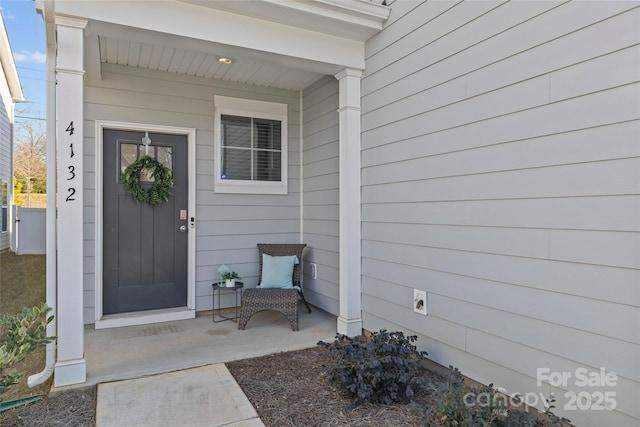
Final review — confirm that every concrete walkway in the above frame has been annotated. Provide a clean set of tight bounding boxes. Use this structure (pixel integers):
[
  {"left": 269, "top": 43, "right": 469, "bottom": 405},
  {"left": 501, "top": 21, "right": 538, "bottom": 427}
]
[
  {"left": 87, "top": 308, "right": 336, "bottom": 426},
  {"left": 97, "top": 364, "right": 264, "bottom": 427}
]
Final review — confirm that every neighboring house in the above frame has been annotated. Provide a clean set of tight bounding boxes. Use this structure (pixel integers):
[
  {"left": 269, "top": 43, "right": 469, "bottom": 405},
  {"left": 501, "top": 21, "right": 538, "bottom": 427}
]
[
  {"left": 0, "top": 12, "right": 24, "bottom": 251},
  {"left": 36, "top": 1, "right": 639, "bottom": 425}
]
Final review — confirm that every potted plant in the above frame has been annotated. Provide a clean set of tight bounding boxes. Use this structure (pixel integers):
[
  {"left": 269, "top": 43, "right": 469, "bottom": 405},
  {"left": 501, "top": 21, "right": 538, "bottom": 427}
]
[{"left": 221, "top": 271, "right": 241, "bottom": 287}]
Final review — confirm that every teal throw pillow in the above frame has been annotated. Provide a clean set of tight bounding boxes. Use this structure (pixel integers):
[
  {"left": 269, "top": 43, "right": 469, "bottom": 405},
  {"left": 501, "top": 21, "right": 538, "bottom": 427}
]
[{"left": 259, "top": 254, "right": 299, "bottom": 289}]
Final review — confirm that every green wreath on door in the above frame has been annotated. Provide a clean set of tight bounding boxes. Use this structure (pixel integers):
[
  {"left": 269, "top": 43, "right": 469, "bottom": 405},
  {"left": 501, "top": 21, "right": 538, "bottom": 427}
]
[{"left": 121, "top": 156, "right": 175, "bottom": 207}]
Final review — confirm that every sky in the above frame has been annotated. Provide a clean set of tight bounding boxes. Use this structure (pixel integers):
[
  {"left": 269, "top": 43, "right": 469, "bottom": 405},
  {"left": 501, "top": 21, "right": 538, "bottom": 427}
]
[{"left": 1, "top": 0, "right": 46, "bottom": 126}]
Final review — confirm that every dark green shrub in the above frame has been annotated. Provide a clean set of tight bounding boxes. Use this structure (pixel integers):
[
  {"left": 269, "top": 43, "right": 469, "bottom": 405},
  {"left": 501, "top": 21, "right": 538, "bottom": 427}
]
[
  {"left": 318, "top": 329, "right": 428, "bottom": 407},
  {"left": 425, "top": 366, "right": 474, "bottom": 426},
  {"left": 425, "top": 366, "right": 573, "bottom": 427},
  {"left": 542, "top": 395, "right": 571, "bottom": 427}
]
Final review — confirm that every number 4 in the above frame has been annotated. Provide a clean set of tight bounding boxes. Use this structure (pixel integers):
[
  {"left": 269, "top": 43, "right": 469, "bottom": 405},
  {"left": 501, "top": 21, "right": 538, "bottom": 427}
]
[{"left": 65, "top": 121, "right": 74, "bottom": 135}]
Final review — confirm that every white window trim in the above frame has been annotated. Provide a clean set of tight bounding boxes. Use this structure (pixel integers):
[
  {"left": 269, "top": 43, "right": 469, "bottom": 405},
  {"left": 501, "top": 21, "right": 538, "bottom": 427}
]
[{"left": 214, "top": 95, "right": 288, "bottom": 195}]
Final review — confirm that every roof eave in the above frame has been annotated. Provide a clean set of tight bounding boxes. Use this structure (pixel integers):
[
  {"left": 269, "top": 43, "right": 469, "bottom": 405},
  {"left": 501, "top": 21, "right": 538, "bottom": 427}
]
[
  {"left": 180, "top": 0, "right": 391, "bottom": 42},
  {"left": 0, "top": 11, "right": 24, "bottom": 102}
]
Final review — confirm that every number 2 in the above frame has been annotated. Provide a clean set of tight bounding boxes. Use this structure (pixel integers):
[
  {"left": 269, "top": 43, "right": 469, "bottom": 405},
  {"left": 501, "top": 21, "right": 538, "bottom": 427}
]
[{"left": 65, "top": 188, "right": 76, "bottom": 202}]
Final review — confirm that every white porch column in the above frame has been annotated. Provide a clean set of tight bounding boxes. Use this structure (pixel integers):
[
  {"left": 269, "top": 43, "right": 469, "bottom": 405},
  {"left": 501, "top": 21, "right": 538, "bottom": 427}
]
[
  {"left": 335, "top": 68, "right": 363, "bottom": 337},
  {"left": 54, "top": 16, "right": 87, "bottom": 386}
]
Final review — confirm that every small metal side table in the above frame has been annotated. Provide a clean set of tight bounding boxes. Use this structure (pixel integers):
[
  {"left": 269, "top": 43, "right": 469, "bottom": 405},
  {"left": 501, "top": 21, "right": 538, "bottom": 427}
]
[{"left": 211, "top": 281, "right": 244, "bottom": 323}]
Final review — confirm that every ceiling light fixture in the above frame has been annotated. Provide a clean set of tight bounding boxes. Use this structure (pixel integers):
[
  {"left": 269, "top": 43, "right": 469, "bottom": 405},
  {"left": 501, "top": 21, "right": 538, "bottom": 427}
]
[{"left": 217, "top": 56, "right": 233, "bottom": 65}]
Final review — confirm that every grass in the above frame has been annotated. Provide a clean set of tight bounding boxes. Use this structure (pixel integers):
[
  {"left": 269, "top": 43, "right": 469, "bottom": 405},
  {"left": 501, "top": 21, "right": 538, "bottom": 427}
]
[
  {"left": 0, "top": 249, "right": 52, "bottom": 403},
  {"left": 0, "top": 250, "right": 46, "bottom": 316}
]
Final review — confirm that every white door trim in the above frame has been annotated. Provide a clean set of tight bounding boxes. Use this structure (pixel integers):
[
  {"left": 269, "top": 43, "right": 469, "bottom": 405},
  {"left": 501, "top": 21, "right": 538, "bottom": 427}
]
[{"left": 94, "top": 120, "right": 197, "bottom": 329}]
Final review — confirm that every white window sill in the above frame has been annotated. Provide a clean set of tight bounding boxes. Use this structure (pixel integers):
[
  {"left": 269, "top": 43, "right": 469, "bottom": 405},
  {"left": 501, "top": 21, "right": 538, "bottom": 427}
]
[{"left": 214, "top": 182, "right": 288, "bottom": 195}]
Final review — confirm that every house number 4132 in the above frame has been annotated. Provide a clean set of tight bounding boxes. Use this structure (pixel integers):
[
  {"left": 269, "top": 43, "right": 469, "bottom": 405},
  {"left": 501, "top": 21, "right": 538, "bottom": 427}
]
[{"left": 65, "top": 121, "right": 76, "bottom": 202}]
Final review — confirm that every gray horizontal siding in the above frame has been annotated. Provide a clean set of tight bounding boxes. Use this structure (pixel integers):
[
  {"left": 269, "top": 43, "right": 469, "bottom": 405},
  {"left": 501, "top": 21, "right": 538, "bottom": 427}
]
[
  {"left": 83, "top": 63, "right": 302, "bottom": 320},
  {"left": 361, "top": 2, "right": 640, "bottom": 426},
  {"left": 0, "top": 88, "right": 11, "bottom": 250},
  {"left": 301, "top": 76, "right": 340, "bottom": 315}
]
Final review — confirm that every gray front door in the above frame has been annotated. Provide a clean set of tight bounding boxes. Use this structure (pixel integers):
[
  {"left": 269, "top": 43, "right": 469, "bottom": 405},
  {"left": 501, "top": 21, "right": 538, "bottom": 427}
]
[{"left": 103, "top": 129, "right": 188, "bottom": 315}]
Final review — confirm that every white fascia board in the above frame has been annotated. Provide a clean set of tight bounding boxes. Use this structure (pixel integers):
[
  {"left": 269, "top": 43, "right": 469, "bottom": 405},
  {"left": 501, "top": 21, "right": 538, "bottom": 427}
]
[
  {"left": 182, "top": 0, "right": 390, "bottom": 40},
  {"left": 0, "top": 11, "right": 24, "bottom": 102},
  {"left": 313, "top": 0, "right": 390, "bottom": 23},
  {"left": 53, "top": 0, "right": 366, "bottom": 70},
  {"left": 36, "top": 0, "right": 57, "bottom": 52}
]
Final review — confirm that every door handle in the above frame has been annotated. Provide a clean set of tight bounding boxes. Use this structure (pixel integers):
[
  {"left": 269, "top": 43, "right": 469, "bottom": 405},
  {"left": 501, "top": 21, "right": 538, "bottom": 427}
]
[{"left": 179, "top": 225, "right": 187, "bottom": 232}]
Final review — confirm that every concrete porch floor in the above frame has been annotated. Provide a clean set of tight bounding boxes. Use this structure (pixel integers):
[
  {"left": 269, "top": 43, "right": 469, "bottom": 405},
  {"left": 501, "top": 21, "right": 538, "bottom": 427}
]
[
  {"left": 83, "top": 308, "right": 336, "bottom": 426},
  {"left": 84, "top": 307, "right": 337, "bottom": 386}
]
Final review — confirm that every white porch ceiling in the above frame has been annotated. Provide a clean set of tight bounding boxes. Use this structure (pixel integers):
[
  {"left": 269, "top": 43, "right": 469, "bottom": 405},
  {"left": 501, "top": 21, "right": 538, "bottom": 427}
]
[{"left": 97, "top": 35, "right": 325, "bottom": 91}]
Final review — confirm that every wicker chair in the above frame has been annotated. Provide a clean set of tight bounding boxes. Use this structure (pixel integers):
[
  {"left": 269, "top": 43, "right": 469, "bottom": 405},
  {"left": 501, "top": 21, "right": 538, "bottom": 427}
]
[{"left": 238, "top": 243, "right": 311, "bottom": 331}]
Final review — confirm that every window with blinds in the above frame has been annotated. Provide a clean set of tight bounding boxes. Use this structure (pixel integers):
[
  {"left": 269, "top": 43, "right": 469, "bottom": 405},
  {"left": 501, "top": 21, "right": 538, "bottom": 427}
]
[
  {"left": 221, "top": 115, "right": 282, "bottom": 182},
  {"left": 214, "top": 96, "right": 288, "bottom": 195}
]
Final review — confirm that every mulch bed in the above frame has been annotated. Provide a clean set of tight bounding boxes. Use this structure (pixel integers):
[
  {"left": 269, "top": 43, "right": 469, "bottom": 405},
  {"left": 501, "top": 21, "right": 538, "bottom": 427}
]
[
  {"left": 226, "top": 346, "right": 443, "bottom": 427},
  {"left": 0, "top": 386, "right": 96, "bottom": 427}
]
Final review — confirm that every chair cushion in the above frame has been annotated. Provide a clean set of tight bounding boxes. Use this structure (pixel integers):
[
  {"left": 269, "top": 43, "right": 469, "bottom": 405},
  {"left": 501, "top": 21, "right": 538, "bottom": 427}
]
[{"left": 258, "top": 254, "right": 299, "bottom": 289}]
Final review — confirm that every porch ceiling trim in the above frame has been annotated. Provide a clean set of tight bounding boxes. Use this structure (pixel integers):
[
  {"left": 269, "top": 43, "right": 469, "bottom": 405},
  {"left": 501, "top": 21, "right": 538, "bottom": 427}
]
[{"left": 86, "top": 20, "right": 329, "bottom": 90}]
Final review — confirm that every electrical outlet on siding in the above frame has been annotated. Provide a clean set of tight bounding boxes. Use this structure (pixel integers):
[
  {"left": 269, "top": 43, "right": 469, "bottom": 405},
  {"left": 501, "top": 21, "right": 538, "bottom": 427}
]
[
  {"left": 310, "top": 262, "right": 317, "bottom": 279},
  {"left": 414, "top": 289, "right": 427, "bottom": 315}
]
